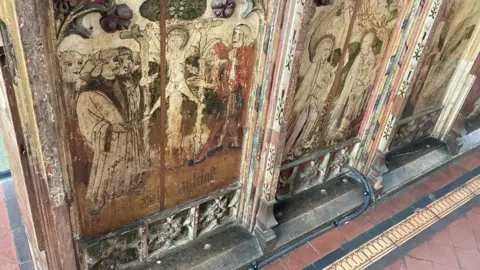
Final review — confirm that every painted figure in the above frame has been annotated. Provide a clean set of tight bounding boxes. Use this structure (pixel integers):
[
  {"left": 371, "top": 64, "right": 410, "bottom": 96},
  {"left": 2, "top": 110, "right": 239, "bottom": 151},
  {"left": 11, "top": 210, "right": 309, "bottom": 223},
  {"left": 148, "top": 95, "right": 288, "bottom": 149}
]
[
  {"left": 285, "top": 35, "right": 336, "bottom": 156},
  {"left": 326, "top": 31, "right": 378, "bottom": 142},
  {"left": 149, "top": 27, "right": 200, "bottom": 163},
  {"left": 413, "top": 0, "right": 480, "bottom": 113},
  {"left": 77, "top": 48, "right": 147, "bottom": 213},
  {"left": 188, "top": 24, "right": 255, "bottom": 165}
]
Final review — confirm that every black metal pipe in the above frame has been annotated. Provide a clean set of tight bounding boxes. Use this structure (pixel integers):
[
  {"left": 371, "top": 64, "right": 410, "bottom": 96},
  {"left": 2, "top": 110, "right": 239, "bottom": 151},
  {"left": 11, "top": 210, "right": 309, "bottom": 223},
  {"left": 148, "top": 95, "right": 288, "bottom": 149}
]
[{"left": 252, "top": 165, "right": 373, "bottom": 269}]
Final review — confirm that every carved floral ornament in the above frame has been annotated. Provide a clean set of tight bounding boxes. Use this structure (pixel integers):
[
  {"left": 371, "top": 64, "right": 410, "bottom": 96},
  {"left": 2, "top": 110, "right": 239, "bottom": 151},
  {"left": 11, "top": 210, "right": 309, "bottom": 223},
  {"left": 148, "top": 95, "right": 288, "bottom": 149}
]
[
  {"left": 54, "top": 0, "right": 133, "bottom": 40},
  {"left": 211, "top": 0, "right": 236, "bottom": 18}
]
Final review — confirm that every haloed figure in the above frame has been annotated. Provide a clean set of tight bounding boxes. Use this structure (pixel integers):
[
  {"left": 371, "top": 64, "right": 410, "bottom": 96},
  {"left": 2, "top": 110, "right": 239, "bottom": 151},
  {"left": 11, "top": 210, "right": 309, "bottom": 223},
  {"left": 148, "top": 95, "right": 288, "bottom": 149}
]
[
  {"left": 285, "top": 35, "right": 335, "bottom": 156},
  {"left": 327, "top": 31, "right": 377, "bottom": 142}
]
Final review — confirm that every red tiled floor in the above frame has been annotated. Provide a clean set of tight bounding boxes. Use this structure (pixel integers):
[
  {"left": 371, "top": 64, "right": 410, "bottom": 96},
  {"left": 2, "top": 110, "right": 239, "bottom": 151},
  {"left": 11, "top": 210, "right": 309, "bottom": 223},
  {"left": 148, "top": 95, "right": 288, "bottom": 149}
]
[
  {"left": 404, "top": 256, "right": 434, "bottom": 270},
  {"left": 430, "top": 229, "right": 452, "bottom": 246},
  {"left": 385, "top": 258, "right": 407, "bottom": 270},
  {"left": 280, "top": 243, "right": 319, "bottom": 270},
  {"left": 0, "top": 201, "right": 10, "bottom": 228},
  {"left": 263, "top": 259, "right": 287, "bottom": 270},
  {"left": 454, "top": 247, "right": 480, "bottom": 270},
  {"left": 432, "top": 264, "right": 459, "bottom": 270},
  {"left": 388, "top": 193, "right": 416, "bottom": 214},
  {"left": 0, "top": 185, "right": 4, "bottom": 204},
  {"left": 448, "top": 216, "right": 471, "bottom": 231},
  {"left": 466, "top": 210, "right": 480, "bottom": 228},
  {"left": 0, "top": 185, "right": 18, "bottom": 270},
  {"left": 408, "top": 242, "right": 431, "bottom": 261},
  {"left": 448, "top": 222, "right": 478, "bottom": 251},
  {"left": 426, "top": 165, "right": 465, "bottom": 191},
  {"left": 363, "top": 202, "right": 397, "bottom": 224},
  {"left": 458, "top": 154, "right": 480, "bottom": 171},
  {"left": 468, "top": 206, "right": 480, "bottom": 216},
  {"left": 406, "top": 183, "right": 434, "bottom": 200},
  {"left": 338, "top": 217, "right": 374, "bottom": 240},
  {"left": 309, "top": 228, "right": 346, "bottom": 257},
  {"left": 265, "top": 153, "right": 480, "bottom": 270},
  {"left": 472, "top": 228, "right": 480, "bottom": 250},
  {"left": 427, "top": 242, "right": 459, "bottom": 268}
]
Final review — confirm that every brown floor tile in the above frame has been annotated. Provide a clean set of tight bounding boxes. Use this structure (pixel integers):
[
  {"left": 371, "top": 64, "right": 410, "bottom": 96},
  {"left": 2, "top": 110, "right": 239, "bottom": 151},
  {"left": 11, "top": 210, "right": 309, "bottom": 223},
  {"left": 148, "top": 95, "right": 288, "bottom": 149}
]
[
  {"left": 448, "top": 216, "right": 472, "bottom": 231},
  {"left": 385, "top": 258, "right": 407, "bottom": 270},
  {"left": 454, "top": 247, "right": 480, "bottom": 270},
  {"left": 263, "top": 259, "right": 287, "bottom": 270},
  {"left": 281, "top": 243, "right": 319, "bottom": 270},
  {"left": 473, "top": 228, "right": 480, "bottom": 251},
  {"left": 427, "top": 242, "right": 459, "bottom": 268},
  {"left": 0, "top": 259, "right": 19, "bottom": 270},
  {"left": 407, "top": 183, "right": 434, "bottom": 200},
  {"left": 363, "top": 202, "right": 396, "bottom": 224},
  {"left": 389, "top": 193, "right": 416, "bottom": 214},
  {"left": 468, "top": 207, "right": 480, "bottom": 216},
  {"left": 426, "top": 165, "right": 465, "bottom": 191},
  {"left": 0, "top": 202, "right": 10, "bottom": 228},
  {"left": 0, "top": 185, "right": 4, "bottom": 204},
  {"left": 408, "top": 242, "right": 431, "bottom": 261},
  {"left": 0, "top": 227, "right": 17, "bottom": 263},
  {"left": 404, "top": 256, "right": 434, "bottom": 270},
  {"left": 466, "top": 211, "right": 480, "bottom": 228},
  {"left": 432, "top": 263, "right": 459, "bottom": 270},
  {"left": 442, "top": 164, "right": 468, "bottom": 180},
  {"left": 458, "top": 154, "right": 480, "bottom": 171},
  {"left": 430, "top": 228, "right": 452, "bottom": 246},
  {"left": 338, "top": 217, "right": 374, "bottom": 240},
  {"left": 309, "top": 228, "right": 346, "bottom": 257},
  {"left": 448, "top": 223, "right": 478, "bottom": 251}
]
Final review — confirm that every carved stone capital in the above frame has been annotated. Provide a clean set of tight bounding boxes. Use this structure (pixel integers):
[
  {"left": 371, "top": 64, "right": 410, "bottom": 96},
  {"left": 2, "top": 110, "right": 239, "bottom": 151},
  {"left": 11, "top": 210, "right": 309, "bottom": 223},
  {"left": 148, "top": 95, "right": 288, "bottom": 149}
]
[{"left": 254, "top": 198, "right": 277, "bottom": 253}]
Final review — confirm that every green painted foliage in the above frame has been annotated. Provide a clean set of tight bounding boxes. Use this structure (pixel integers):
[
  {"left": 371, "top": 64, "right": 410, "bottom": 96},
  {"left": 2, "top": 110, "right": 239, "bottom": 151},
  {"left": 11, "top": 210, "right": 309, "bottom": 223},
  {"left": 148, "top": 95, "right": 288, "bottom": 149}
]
[{"left": 140, "top": 0, "right": 207, "bottom": 21}]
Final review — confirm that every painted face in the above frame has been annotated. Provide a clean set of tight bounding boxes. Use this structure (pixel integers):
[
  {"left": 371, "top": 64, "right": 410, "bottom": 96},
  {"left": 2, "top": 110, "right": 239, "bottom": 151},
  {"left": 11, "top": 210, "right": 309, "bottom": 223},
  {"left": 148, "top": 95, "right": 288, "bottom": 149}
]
[
  {"left": 167, "top": 34, "right": 184, "bottom": 52},
  {"left": 60, "top": 52, "right": 83, "bottom": 83},
  {"left": 361, "top": 33, "right": 375, "bottom": 51},
  {"left": 101, "top": 55, "right": 121, "bottom": 79},
  {"left": 232, "top": 28, "right": 244, "bottom": 48},
  {"left": 313, "top": 39, "right": 334, "bottom": 62},
  {"left": 375, "top": 1, "right": 390, "bottom": 21},
  {"left": 117, "top": 53, "right": 134, "bottom": 75}
]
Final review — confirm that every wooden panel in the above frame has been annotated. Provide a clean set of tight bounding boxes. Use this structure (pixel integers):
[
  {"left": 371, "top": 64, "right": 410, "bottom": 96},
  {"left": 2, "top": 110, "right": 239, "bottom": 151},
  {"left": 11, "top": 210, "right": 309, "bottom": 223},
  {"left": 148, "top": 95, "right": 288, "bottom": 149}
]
[
  {"left": 283, "top": 0, "right": 402, "bottom": 162},
  {"left": 55, "top": 0, "right": 264, "bottom": 237},
  {"left": 163, "top": 6, "right": 261, "bottom": 208},
  {"left": 405, "top": 0, "right": 480, "bottom": 116}
]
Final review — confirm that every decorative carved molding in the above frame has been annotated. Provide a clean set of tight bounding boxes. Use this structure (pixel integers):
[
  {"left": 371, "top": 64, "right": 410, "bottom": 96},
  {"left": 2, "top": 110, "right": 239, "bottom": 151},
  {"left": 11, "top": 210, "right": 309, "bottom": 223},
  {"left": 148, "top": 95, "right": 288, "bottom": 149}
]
[
  {"left": 277, "top": 143, "right": 358, "bottom": 199},
  {"left": 212, "top": 0, "right": 236, "bottom": 18},
  {"left": 197, "top": 191, "right": 239, "bottom": 236},
  {"left": 85, "top": 229, "right": 141, "bottom": 269},
  {"left": 390, "top": 108, "right": 442, "bottom": 151},
  {"left": 54, "top": 0, "right": 132, "bottom": 40},
  {"left": 147, "top": 209, "right": 195, "bottom": 257},
  {"left": 82, "top": 188, "right": 239, "bottom": 269}
]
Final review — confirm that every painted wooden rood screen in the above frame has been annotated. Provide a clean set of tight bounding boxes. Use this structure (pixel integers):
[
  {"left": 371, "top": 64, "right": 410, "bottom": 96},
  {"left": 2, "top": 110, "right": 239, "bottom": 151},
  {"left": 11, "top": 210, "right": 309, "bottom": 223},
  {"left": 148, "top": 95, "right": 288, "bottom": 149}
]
[{"left": 1, "top": 0, "right": 480, "bottom": 269}]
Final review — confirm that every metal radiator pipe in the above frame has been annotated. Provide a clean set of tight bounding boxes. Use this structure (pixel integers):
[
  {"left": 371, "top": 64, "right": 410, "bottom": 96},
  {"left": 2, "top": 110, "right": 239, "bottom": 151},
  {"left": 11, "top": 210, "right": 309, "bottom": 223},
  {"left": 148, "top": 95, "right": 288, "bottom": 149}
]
[{"left": 252, "top": 165, "right": 373, "bottom": 269}]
